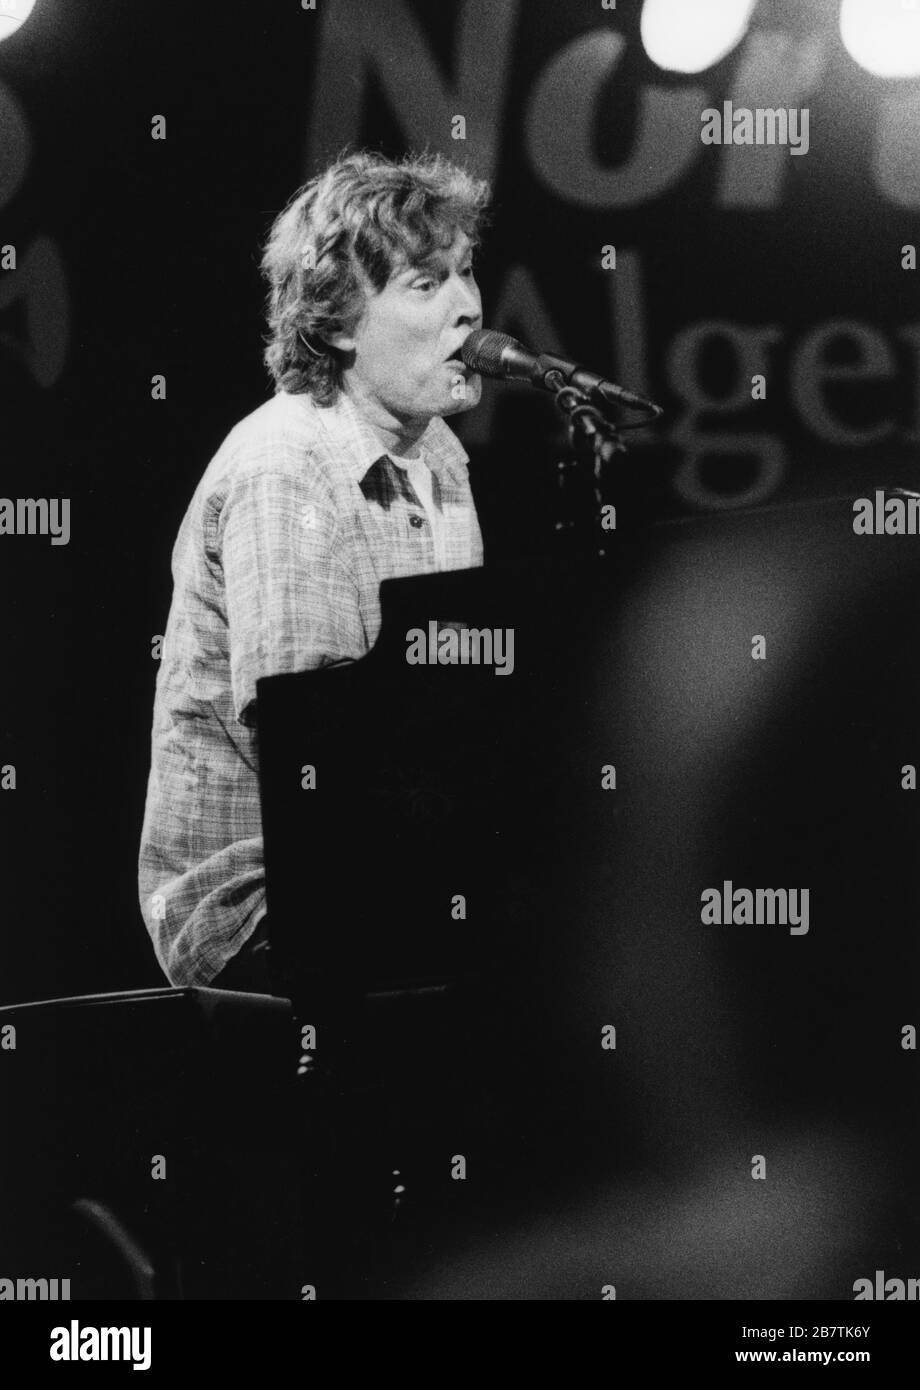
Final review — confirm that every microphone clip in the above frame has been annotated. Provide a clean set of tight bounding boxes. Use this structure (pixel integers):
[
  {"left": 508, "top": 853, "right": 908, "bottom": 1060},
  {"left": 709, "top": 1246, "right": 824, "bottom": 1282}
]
[
  {"left": 546, "top": 369, "right": 628, "bottom": 561},
  {"left": 545, "top": 369, "right": 627, "bottom": 468}
]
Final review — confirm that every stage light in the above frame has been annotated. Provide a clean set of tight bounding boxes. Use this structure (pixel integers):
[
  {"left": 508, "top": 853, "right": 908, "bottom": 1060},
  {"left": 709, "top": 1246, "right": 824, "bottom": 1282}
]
[
  {"left": 0, "top": 0, "right": 37, "bottom": 45},
  {"left": 640, "top": 0, "right": 758, "bottom": 74},
  {"left": 840, "top": 0, "right": 920, "bottom": 79}
]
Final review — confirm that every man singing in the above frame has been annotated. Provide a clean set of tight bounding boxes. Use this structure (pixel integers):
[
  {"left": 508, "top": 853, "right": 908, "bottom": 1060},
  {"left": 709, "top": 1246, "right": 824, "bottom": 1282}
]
[{"left": 138, "top": 150, "right": 489, "bottom": 991}]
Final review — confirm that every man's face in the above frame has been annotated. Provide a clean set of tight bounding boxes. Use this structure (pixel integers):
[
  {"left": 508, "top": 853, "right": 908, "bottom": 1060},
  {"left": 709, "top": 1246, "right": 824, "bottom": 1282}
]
[{"left": 338, "top": 229, "right": 483, "bottom": 427}]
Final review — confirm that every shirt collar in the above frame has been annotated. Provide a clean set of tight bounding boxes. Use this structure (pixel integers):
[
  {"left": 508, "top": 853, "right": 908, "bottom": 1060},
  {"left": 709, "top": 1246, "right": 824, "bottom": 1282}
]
[{"left": 309, "top": 387, "right": 470, "bottom": 488}]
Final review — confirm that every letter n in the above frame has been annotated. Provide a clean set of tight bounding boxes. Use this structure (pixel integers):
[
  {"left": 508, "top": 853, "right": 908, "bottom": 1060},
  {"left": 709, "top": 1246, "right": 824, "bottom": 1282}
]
[{"left": 307, "top": 0, "right": 520, "bottom": 183}]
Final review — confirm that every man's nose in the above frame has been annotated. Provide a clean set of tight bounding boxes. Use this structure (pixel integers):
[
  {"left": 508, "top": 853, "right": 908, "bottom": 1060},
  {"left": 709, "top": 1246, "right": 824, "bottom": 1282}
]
[{"left": 452, "top": 274, "right": 482, "bottom": 324}]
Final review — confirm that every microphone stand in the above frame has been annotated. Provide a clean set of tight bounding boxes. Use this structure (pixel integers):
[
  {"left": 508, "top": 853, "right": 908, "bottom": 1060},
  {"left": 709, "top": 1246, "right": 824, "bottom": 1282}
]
[{"left": 546, "top": 368, "right": 629, "bottom": 561}]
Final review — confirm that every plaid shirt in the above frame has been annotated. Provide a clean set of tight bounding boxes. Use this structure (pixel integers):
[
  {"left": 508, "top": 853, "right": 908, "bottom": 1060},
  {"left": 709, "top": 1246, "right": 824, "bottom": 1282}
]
[{"left": 138, "top": 387, "right": 483, "bottom": 986}]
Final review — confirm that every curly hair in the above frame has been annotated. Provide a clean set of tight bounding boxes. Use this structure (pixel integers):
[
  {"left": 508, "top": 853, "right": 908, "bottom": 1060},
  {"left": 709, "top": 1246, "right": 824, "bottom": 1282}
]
[{"left": 260, "top": 150, "right": 491, "bottom": 404}]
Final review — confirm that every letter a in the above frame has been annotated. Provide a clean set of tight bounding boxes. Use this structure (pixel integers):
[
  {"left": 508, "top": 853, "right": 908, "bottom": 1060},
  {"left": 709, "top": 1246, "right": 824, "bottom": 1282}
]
[
  {"left": 903, "top": 245, "right": 917, "bottom": 270},
  {"left": 601, "top": 763, "right": 617, "bottom": 789},
  {"left": 1, "top": 1024, "right": 15, "bottom": 1050},
  {"left": 700, "top": 887, "right": 721, "bottom": 923},
  {"left": 151, "top": 374, "right": 166, "bottom": 400},
  {"left": 451, "top": 1154, "right": 467, "bottom": 1179},
  {"left": 451, "top": 894, "right": 467, "bottom": 920},
  {"left": 151, "top": 114, "right": 166, "bottom": 139},
  {"left": 902, "top": 1024, "right": 916, "bottom": 1050},
  {"left": 49, "top": 1327, "right": 69, "bottom": 1360},
  {"left": 751, "top": 374, "right": 766, "bottom": 400},
  {"left": 751, "top": 1154, "right": 766, "bottom": 1179},
  {"left": 601, "top": 1024, "right": 616, "bottom": 1050},
  {"left": 751, "top": 635, "right": 766, "bottom": 660},
  {"left": 852, "top": 497, "right": 873, "bottom": 534},
  {"left": 405, "top": 628, "right": 426, "bottom": 664},
  {"left": 700, "top": 108, "right": 720, "bottom": 145},
  {"left": 901, "top": 765, "right": 916, "bottom": 790},
  {"left": 151, "top": 1153, "right": 166, "bottom": 1180},
  {"left": 301, "top": 764, "right": 316, "bottom": 790}
]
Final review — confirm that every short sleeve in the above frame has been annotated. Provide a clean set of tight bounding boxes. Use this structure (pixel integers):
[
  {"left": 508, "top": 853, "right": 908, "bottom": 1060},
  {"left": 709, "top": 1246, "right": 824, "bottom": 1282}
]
[{"left": 219, "top": 467, "right": 364, "bottom": 725}]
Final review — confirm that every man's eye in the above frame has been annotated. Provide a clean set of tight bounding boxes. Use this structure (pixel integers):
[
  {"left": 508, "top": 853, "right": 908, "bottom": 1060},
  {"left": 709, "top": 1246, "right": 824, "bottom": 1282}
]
[{"left": 413, "top": 277, "right": 436, "bottom": 292}]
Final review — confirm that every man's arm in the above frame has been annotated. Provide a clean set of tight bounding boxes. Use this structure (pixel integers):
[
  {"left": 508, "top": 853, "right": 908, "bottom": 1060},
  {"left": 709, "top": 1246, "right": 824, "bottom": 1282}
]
[{"left": 219, "top": 462, "right": 366, "bottom": 726}]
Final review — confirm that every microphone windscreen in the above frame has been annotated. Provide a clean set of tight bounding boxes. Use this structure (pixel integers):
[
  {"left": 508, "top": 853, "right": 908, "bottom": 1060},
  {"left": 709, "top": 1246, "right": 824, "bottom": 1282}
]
[{"left": 460, "top": 328, "right": 520, "bottom": 376}]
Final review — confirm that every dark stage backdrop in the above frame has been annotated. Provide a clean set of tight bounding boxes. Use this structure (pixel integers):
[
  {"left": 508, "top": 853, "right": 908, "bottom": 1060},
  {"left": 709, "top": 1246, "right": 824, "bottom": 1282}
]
[{"left": 0, "top": 0, "right": 917, "bottom": 1002}]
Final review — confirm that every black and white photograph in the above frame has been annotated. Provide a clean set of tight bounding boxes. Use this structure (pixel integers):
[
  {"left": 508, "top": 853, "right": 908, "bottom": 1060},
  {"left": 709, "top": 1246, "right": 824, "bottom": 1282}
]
[{"left": 1, "top": 0, "right": 919, "bottom": 1357}]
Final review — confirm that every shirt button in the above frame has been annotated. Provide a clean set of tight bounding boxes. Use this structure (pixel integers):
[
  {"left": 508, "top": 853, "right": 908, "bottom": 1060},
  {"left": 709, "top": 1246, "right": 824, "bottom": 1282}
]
[{"left": 409, "top": 514, "right": 425, "bottom": 528}]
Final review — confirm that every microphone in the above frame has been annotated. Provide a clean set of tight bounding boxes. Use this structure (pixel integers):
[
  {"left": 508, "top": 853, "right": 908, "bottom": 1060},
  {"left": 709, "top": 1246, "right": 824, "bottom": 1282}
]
[{"left": 461, "top": 328, "right": 663, "bottom": 418}]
